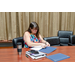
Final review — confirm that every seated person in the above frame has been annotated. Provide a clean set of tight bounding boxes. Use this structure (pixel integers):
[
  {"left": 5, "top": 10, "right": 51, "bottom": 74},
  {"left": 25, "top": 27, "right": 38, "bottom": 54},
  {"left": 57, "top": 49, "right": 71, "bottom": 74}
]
[{"left": 23, "top": 22, "right": 50, "bottom": 48}]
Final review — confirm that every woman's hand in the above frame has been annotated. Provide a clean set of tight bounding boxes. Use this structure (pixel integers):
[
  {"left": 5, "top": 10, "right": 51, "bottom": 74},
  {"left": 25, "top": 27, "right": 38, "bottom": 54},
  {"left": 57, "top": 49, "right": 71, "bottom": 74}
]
[
  {"left": 45, "top": 42, "right": 50, "bottom": 46},
  {"left": 41, "top": 43, "right": 48, "bottom": 48}
]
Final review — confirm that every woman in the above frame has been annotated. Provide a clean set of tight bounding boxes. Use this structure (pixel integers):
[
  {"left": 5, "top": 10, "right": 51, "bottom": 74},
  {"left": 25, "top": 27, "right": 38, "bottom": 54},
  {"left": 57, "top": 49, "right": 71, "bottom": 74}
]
[{"left": 23, "top": 22, "right": 50, "bottom": 48}]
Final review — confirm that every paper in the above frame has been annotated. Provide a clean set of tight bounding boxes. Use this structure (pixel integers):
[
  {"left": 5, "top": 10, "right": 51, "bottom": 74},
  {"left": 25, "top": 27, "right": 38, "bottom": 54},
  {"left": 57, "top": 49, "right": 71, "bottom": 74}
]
[{"left": 30, "top": 46, "right": 42, "bottom": 51}]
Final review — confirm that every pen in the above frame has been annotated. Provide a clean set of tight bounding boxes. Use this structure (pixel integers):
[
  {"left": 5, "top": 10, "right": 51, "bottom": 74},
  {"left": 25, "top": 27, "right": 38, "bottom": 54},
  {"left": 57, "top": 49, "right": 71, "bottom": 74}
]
[{"left": 25, "top": 54, "right": 28, "bottom": 58}]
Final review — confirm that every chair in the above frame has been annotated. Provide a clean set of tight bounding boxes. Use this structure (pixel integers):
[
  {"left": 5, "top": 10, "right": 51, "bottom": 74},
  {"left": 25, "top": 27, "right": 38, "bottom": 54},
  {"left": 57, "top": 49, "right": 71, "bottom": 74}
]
[
  {"left": 68, "top": 35, "right": 75, "bottom": 46},
  {"left": 58, "top": 31, "right": 73, "bottom": 46},
  {"left": 12, "top": 37, "right": 24, "bottom": 48},
  {"left": 43, "top": 36, "right": 60, "bottom": 46}
]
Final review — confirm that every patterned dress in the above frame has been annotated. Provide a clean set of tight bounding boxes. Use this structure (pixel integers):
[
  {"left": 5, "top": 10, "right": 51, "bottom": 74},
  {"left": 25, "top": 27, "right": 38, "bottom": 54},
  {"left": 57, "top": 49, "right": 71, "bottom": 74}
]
[{"left": 24, "top": 34, "right": 41, "bottom": 48}]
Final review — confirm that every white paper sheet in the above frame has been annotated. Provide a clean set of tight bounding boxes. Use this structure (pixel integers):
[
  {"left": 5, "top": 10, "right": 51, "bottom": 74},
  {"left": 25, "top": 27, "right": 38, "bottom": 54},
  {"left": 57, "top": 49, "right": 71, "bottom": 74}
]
[{"left": 30, "top": 46, "right": 42, "bottom": 51}]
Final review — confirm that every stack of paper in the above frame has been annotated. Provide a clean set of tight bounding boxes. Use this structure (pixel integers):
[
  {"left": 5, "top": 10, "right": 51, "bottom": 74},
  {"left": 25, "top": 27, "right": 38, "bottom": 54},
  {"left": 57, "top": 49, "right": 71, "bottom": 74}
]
[{"left": 30, "top": 46, "right": 42, "bottom": 51}]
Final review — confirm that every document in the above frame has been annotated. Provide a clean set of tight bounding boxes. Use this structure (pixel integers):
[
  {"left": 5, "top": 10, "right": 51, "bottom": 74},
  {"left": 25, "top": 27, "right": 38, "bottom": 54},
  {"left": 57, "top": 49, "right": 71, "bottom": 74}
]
[{"left": 30, "top": 46, "right": 42, "bottom": 51}]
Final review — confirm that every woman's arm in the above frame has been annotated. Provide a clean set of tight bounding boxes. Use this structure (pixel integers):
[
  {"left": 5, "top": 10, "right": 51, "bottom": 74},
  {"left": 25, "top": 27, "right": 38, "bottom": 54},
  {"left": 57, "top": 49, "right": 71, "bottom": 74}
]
[
  {"left": 39, "top": 34, "right": 50, "bottom": 46},
  {"left": 24, "top": 32, "right": 47, "bottom": 48}
]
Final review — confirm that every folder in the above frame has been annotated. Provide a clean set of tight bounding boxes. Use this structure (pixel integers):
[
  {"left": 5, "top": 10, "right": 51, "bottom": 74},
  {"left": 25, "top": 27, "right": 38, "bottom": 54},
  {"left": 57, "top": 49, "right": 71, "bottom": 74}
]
[
  {"left": 39, "top": 47, "right": 56, "bottom": 54},
  {"left": 46, "top": 53, "right": 70, "bottom": 62}
]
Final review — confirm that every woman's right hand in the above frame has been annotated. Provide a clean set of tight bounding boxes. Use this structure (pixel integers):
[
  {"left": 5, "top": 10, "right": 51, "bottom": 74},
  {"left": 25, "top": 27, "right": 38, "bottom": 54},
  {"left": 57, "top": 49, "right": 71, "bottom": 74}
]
[{"left": 41, "top": 43, "right": 47, "bottom": 48}]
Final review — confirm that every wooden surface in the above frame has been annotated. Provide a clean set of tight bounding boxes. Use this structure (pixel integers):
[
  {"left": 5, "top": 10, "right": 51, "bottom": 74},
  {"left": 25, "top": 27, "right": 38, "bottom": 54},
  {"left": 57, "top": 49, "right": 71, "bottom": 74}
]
[
  {"left": 0, "top": 47, "right": 13, "bottom": 49},
  {"left": 0, "top": 46, "right": 75, "bottom": 62},
  {"left": 0, "top": 40, "right": 12, "bottom": 43}
]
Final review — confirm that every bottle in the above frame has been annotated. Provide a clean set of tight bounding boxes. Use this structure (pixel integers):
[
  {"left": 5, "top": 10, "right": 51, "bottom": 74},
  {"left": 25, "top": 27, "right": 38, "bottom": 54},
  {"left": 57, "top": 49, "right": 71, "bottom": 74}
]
[{"left": 17, "top": 42, "right": 22, "bottom": 55}]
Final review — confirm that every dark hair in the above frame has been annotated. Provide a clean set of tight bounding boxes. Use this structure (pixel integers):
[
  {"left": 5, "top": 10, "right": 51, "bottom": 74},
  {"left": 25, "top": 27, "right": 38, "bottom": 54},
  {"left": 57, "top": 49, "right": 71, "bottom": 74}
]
[{"left": 27, "top": 22, "right": 39, "bottom": 38}]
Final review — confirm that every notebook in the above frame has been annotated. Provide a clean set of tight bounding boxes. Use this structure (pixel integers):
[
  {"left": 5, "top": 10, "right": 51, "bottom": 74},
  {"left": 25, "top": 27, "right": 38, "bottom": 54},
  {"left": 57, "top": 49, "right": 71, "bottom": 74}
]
[
  {"left": 39, "top": 47, "right": 56, "bottom": 54},
  {"left": 46, "top": 53, "right": 70, "bottom": 62}
]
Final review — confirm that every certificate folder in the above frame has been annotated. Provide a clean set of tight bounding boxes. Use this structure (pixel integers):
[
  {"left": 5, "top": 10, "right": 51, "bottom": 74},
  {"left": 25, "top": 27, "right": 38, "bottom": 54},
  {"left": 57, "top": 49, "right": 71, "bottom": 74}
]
[
  {"left": 46, "top": 53, "right": 70, "bottom": 62},
  {"left": 39, "top": 47, "right": 56, "bottom": 54}
]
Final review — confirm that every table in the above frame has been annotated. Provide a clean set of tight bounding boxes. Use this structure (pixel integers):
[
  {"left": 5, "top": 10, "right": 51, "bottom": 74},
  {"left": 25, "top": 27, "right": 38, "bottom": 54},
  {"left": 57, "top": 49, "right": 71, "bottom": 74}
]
[{"left": 0, "top": 46, "right": 75, "bottom": 62}]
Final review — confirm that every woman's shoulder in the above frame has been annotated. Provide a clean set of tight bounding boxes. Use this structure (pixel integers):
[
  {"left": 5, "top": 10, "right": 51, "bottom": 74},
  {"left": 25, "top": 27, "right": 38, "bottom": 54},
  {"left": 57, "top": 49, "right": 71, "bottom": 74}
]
[
  {"left": 24, "top": 31, "right": 30, "bottom": 36},
  {"left": 24, "top": 31, "right": 30, "bottom": 35}
]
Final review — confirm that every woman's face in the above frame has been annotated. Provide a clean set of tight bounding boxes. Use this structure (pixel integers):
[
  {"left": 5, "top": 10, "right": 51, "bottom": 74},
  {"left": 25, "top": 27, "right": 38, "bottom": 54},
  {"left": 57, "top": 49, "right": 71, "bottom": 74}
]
[{"left": 30, "top": 28, "right": 38, "bottom": 34}]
